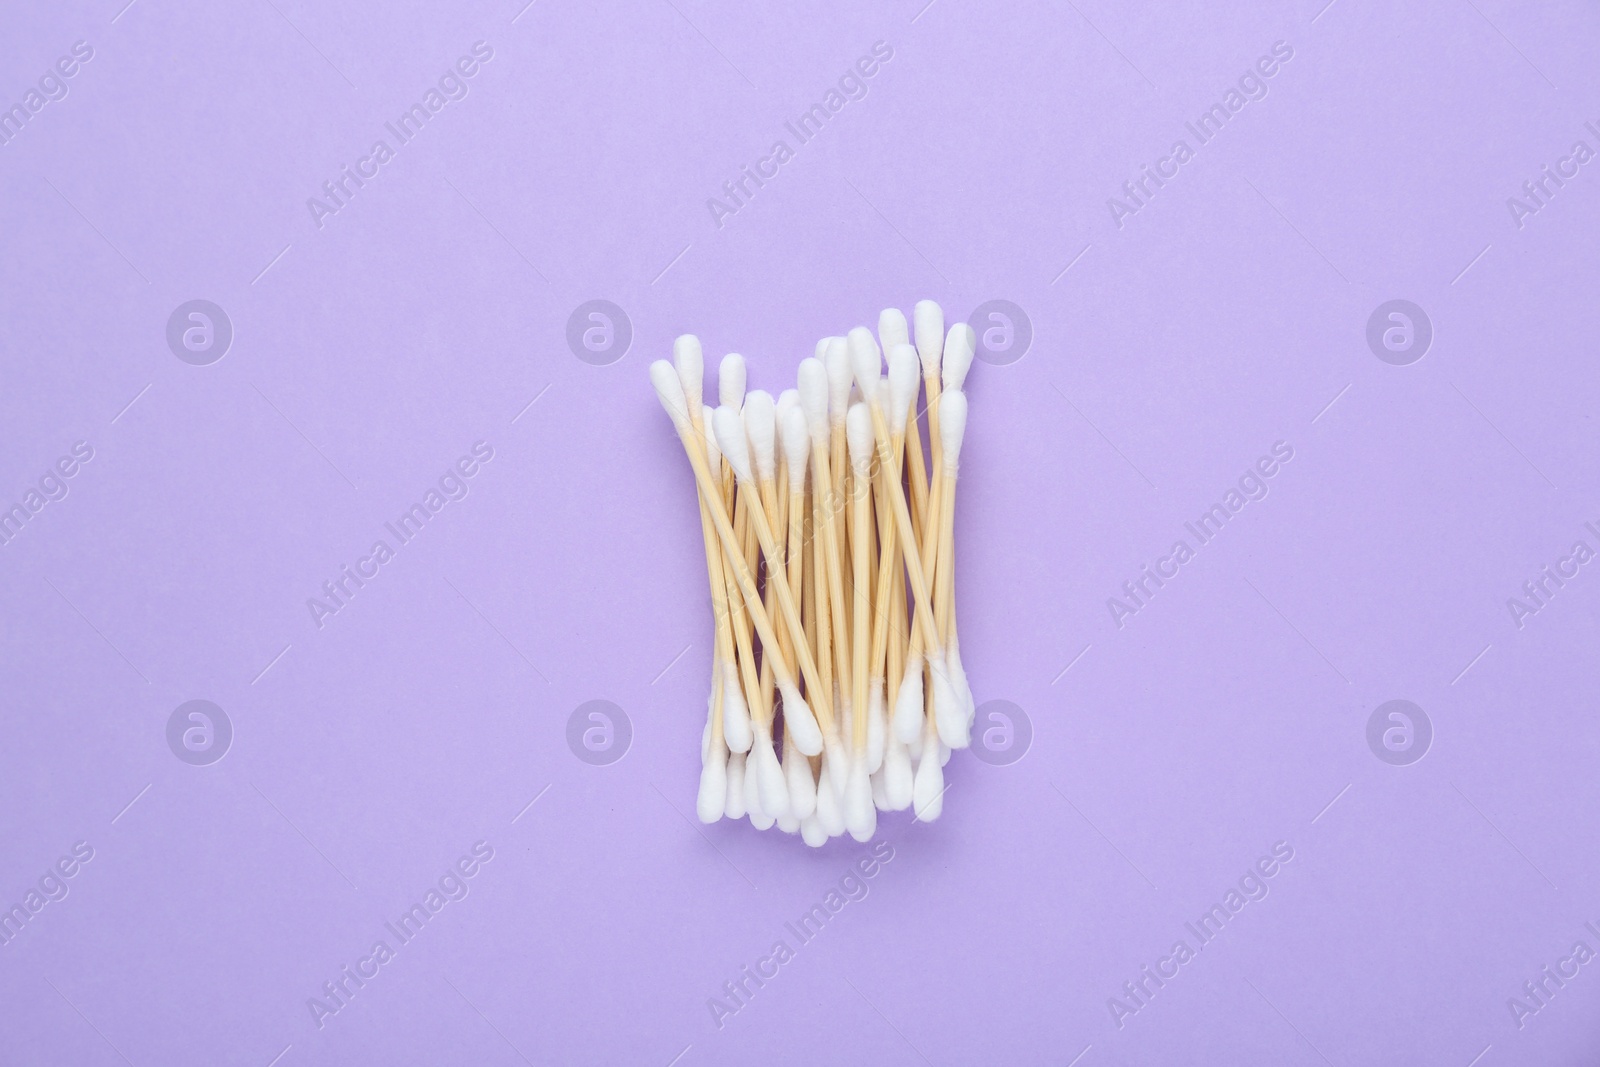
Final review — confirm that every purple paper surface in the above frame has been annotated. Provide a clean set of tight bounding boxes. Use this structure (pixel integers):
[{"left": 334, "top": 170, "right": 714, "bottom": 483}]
[{"left": 3, "top": 1, "right": 1600, "bottom": 1064}]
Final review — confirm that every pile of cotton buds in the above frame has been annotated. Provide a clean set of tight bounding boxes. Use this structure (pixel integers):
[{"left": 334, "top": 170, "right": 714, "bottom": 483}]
[{"left": 650, "top": 301, "right": 977, "bottom": 845}]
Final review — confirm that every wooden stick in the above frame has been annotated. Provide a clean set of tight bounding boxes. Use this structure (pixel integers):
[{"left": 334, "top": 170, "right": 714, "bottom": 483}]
[
  {"left": 864, "top": 397, "right": 942, "bottom": 659},
  {"left": 808, "top": 470, "right": 835, "bottom": 714},
  {"left": 905, "top": 398, "right": 930, "bottom": 543},
  {"left": 811, "top": 437, "right": 852, "bottom": 727},
  {"left": 936, "top": 463, "right": 957, "bottom": 644},
  {"left": 830, "top": 422, "right": 849, "bottom": 624},
  {"left": 786, "top": 471, "right": 808, "bottom": 679},
  {"left": 708, "top": 650, "right": 725, "bottom": 750},
  {"left": 692, "top": 446, "right": 733, "bottom": 748},
  {"left": 925, "top": 372, "right": 944, "bottom": 507},
  {"left": 660, "top": 409, "right": 834, "bottom": 734},
  {"left": 849, "top": 450, "right": 873, "bottom": 753},
  {"left": 868, "top": 447, "right": 897, "bottom": 704},
  {"left": 882, "top": 408, "right": 913, "bottom": 713},
  {"left": 759, "top": 470, "right": 787, "bottom": 718},
  {"left": 726, "top": 585, "right": 762, "bottom": 731},
  {"left": 880, "top": 425, "right": 909, "bottom": 716},
  {"left": 681, "top": 403, "right": 744, "bottom": 755},
  {"left": 730, "top": 490, "right": 768, "bottom": 722},
  {"left": 672, "top": 412, "right": 759, "bottom": 738},
  {"left": 730, "top": 461, "right": 836, "bottom": 733}
]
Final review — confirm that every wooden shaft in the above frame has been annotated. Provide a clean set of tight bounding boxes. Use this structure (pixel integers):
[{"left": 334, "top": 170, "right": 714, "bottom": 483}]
[
  {"left": 788, "top": 475, "right": 820, "bottom": 750},
  {"left": 728, "top": 571, "right": 764, "bottom": 724},
  {"left": 850, "top": 458, "right": 872, "bottom": 751},
  {"left": 888, "top": 553, "right": 906, "bottom": 715},
  {"left": 716, "top": 458, "right": 765, "bottom": 727},
  {"left": 830, "top": 425, "right": 849, "bottom": 597},
  {"left": 739, "top": 491, "right": 759, "bottom": 607},
  {"left": 865, "top": 401, "right": 942, "bottom": 657},
  {"left": 925, "top": 374, "right": 944, "bottom": 497},
  {"left": 671, "top": 422, "right": 831, "bottom": 732},
  {"left": 868, "top": 449, "right": 897, "bottom": 686},
  {"left": 902, "top": 425, "right": 947, "bottom": 666},
  {"left": 798, "top": 486, "right": 818, "bottom": 673},
  {"left": 936, "top": 470, "right": 958, "bottom": 644},
  {"left": 808, "top": 478, "right": 834, "bottom": 710},
  {"left": 756, "top": 475, "right": 784, "bottom": 720},
  {"left": 748, "top": 492, "right": 774, "bottom": 726},
  {"left": 733, "top": 465, "right": 837, "bottom": 731},
  {"left": 730, "top": 491, "right": 769, "bottom": 722},
  {"left": 689, "top": 413, "right": 737, "bottom": 747},
  {"left": 905, "top": 406, "right": 930, "bottom": 543},
  {"left": 708, "top": 654, "right": 724, "bottom": 748},
  {"left": 886, "top": 431, "right": 908, "bottom": 717},
  {"left": 732, "top": 491, "right": 750, "bottom": 614},
  {"left": 786, "top": 485, "right": 806, "bottom": 661},
  {"left": 812, "top": 440, "right": 852, "bottom": 721},
  {"left": 695, "top": 491, "right": 731, "bottom": 745}
]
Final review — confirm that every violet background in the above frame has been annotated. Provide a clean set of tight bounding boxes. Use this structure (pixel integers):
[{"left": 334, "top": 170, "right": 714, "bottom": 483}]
[{"left": 3, "top": 0, "right": 1600, "bottom": 1064}]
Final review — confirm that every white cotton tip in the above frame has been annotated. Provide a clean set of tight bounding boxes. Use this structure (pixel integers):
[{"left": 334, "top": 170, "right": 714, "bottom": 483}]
[
  {"left": 743, "top": 390, "right": 777, "bottom": 482},
  {"left": 939, "top": 390, "right": 968, "bottom": 469},
  {"left": 930, "top": 657, "right": 970, "bottom": 749},
  {"left": 718, "top": 353, "right": 746, "bottom": 409},
  {"left": 784, "top": 746, "right": 817, "bottom": 820},
  {"left": 743, "top": 749, "right": 767, "bottom": 820},
  {"left": 777, "top": 809, "right": 800, "bottom": 833},
  {"left": 774, "top": 389, "right": 798, "bottom": 451},
  {"left": 887, "top": 345, "right": 920, "bottom": 435},
  {"left": 906, "top": 721, "right": 924, "bottom": 761},
  {"left": 725, "top": 752, "right": 748, "bottom": 819},
  {"left": 649, "top": 360, "right": 691, "bottom": 431},
  {"left": 797, "top": 358, "right": 831, "bottom": 446},
  {"left": 913, "top": 300, "right": 944, "bottom": 377},
  {"left": 846, "top": 403, "right": 875, "bottom": 473},
  {"left": 913, "top": 746, "right": 944, "bottom": 820},
  {"left": 749, "top": 808, "right": 775, "bottom": 831},
  {"left": 752, "top": 733, "right": 790, "bottom": 819},
  {"left": 823, "top": 730, "right": 851, "bottom": 805},
  {"left": 845, "top": 760, "right": 877, "bottom": 841},
  {"left": 721, "top": 659, "right": 752, "bottom": 753},
  {"left": 778, "top": 681, "right": 824, "bottom": 756},
  {"left": 884, "top": 738, "right": 913, "bottom": 810},
  {"left": 939, "top": 741, "right": 951, "bottom": 766},
  {"left": 673, "top": 335, "right": 704, "bottom": 422},
  {"left": 871, "top": 765, "right": 890, "bottom": 811},
  {"left": 800, "top": 813, "right": 828, "bottom": 847},
  {"left": 893, "top": 654, "right": 925, "bottom": 743},
  {"left": 712, "top": 405, "right": 755, "bottom": 485},
  {"left": 815, "top": 759, "right": 846, "bottom": 835},
  {"left": 942, "top": 323, "right": 976, "bottom": 393},
  {"left": 947, "top": 639, "right": 974, "bottom": 722},
  {"left": 697, "top": 748, "right": 727, "bottom": 823},
  {"left": 825, "top": 338, "right": 852, "bottom": 426},
  {"left": 878, "top": 308, "right": 910, "bottom": 353},
  {"left": 779, "top": 403, "right": 809, "bottom": 487},
  {"left": 866, "top": 680, "right": 886, "bottom": 774},
  {"left": 846, "top": 327, "right": 882, "bottom": 399},
  {"left": 775, "top": 389, "right": 800, "bottom": 465}
]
